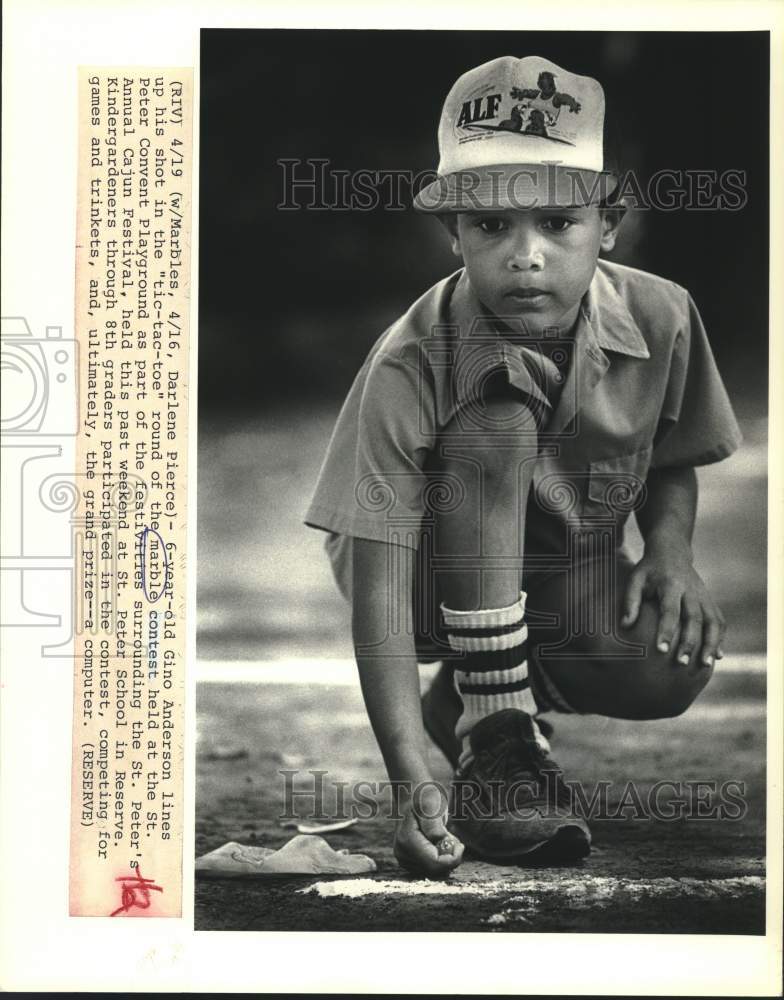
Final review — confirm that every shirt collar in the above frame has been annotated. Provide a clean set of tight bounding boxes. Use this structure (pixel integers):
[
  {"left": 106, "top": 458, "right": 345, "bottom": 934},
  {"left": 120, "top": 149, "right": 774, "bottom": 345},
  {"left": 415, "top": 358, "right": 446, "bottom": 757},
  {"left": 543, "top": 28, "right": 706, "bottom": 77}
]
[
  {"left": 582, "top": 263, "right": 650, "bottom": 360},
  {"left": 439, "top": 266, "right": 649, "bottom": 422}
]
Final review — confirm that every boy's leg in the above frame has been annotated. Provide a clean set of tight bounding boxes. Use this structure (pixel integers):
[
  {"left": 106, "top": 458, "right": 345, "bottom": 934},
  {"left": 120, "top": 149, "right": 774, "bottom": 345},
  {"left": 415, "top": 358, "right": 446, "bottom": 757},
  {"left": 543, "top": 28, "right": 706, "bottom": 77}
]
[
  {"left": 426, "top": 381, "right": 590, "bottom": 859},
  {"left": 432, "top": 386, "right": 543, "bottom": 753},
  {"left": 526, "top": 554, "right": 715, "bottom": 720}
]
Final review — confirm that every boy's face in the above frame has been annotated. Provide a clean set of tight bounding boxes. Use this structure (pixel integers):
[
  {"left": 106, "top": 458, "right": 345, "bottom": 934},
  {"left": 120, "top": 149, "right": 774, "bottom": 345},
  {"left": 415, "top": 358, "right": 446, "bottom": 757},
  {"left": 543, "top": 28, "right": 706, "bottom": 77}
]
[{"left": 442, "top": 206, "right": 622, "bottom": 335}]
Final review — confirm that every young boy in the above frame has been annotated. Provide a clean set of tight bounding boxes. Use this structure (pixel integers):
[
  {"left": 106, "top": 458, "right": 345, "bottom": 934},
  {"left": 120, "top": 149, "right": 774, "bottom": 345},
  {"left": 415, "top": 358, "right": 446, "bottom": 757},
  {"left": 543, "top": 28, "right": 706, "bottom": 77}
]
[{"left": 304, "top": 55, "right": 742, "bottom": 876}]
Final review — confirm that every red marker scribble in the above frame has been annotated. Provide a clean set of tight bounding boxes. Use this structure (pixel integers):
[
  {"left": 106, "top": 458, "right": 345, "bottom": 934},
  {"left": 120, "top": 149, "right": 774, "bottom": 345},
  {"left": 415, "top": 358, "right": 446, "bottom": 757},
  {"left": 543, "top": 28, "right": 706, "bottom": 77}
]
[{"left": 110, "top": 866, "right": 164, "bottom": 916}]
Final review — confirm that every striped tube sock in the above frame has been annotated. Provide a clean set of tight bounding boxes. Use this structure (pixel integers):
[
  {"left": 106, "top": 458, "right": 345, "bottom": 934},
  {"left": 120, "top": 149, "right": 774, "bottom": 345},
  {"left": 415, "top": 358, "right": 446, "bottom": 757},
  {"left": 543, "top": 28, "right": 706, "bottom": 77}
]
[{"left": 441, "top": 591, "right": 549, "bottom": 765}]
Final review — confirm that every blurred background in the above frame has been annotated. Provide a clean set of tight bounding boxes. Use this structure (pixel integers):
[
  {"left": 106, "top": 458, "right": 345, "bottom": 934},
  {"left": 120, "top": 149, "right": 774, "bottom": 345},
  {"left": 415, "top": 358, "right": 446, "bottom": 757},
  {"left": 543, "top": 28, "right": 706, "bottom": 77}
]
[{"left": 197, "top": 30, "right": 768, "bottom": 662}]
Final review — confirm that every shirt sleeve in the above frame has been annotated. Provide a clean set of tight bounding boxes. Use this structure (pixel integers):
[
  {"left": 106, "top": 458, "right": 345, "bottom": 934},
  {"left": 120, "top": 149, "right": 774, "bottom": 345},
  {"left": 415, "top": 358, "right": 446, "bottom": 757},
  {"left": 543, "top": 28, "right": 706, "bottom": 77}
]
[
  {"left": 304, "top": 351, "right": 437, "bottom": 549},
  {"left": 650, "top": 292, "right": 743, "bottom": 469}
]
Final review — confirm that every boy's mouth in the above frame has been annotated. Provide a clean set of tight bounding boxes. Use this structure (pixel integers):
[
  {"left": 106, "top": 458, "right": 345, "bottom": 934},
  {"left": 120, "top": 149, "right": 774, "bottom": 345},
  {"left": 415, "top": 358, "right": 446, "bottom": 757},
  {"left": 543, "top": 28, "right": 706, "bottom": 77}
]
[{"left": 505, "top": 287, "right": 550, "bottom": 303}]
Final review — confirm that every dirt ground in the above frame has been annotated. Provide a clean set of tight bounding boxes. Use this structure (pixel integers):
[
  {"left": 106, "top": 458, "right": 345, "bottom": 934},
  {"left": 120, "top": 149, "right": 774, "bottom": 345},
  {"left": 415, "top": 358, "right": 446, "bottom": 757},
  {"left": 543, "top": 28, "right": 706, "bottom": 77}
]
[{"left": 194, "top": 667, "right": 766, "bottom": 933}]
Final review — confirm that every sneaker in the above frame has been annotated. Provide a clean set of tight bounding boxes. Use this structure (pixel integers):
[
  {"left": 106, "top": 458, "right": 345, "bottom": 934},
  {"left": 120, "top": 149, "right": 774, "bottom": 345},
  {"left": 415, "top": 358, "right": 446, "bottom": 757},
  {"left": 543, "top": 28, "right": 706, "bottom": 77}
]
[
  {"left": 422, "top": 664, "right": 555, "bottom": 771},
  {"left": 448, "top": 708, "right": 590, "bottom": 863}
]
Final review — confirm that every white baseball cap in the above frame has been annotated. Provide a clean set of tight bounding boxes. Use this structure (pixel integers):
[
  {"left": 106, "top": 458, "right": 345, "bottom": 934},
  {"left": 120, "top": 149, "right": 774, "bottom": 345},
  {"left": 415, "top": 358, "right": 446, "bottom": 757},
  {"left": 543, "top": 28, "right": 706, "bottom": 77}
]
[{"left": 414, "top": 55, "right": 618, "bottom": 212}]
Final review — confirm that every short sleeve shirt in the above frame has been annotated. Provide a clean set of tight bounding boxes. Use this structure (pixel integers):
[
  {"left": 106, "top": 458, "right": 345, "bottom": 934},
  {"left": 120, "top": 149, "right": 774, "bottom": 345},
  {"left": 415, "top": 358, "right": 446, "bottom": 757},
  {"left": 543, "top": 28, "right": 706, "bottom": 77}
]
[{"left": 304, "top": 261, "right": 742, "bottom": 562}]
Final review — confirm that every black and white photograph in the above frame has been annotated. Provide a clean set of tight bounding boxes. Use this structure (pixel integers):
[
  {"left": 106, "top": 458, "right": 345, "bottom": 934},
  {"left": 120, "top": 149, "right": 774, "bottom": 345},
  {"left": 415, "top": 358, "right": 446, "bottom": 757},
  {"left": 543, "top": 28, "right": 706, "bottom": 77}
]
[
  {"left": 2, "top": 1, "right": 783, "bottom": 993},
  {"left": 194, "top": 29, "right": 769, "bottom": 935}
]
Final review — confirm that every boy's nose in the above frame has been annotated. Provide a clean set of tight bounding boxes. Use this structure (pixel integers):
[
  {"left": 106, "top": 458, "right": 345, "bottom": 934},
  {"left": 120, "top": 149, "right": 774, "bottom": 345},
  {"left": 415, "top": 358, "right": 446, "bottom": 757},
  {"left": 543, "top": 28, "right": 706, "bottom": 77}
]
[{"left": 506, "top": 238, "right": 545, "bottom": 271}]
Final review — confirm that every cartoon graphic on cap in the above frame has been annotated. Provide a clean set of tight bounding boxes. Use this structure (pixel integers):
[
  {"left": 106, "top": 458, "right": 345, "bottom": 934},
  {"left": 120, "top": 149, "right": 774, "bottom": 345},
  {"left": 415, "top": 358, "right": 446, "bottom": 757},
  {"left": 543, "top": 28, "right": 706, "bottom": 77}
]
[
  {"left": 414, "top": 56, "right": 614, "bottom": 212},
  {"left": 462, "top": 71, "right": 582, "bottom": 143}
]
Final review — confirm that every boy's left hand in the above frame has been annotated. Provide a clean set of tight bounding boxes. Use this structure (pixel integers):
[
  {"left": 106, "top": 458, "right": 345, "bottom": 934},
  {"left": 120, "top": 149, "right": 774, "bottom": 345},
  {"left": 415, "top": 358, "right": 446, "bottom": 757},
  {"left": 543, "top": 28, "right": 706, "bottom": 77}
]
[{"left": 621, "top": 540, "right": 726, "bottom": 668}]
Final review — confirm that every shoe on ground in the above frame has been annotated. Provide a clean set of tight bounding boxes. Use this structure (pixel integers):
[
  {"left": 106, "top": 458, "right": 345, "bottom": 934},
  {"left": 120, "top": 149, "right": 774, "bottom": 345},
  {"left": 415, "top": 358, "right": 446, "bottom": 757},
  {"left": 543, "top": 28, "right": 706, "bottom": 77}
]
[{"left": 447, "top": 708, "right": 590, "bottom": 863}]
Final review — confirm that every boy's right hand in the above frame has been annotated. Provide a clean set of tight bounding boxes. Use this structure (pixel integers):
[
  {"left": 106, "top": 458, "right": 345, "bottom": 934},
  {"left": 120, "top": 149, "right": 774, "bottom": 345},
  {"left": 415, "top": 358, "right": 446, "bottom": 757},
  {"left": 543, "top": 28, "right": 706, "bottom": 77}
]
[{"left": 394, "top": 782, "right": 464, "bottom": 877}]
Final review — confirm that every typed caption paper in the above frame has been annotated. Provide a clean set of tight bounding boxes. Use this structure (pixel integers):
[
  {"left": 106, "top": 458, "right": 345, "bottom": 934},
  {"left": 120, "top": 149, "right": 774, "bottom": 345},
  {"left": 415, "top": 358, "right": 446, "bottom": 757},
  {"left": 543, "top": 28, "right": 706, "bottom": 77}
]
[{"left": 70, "top": 68, "right": 192, "bottom": 917}]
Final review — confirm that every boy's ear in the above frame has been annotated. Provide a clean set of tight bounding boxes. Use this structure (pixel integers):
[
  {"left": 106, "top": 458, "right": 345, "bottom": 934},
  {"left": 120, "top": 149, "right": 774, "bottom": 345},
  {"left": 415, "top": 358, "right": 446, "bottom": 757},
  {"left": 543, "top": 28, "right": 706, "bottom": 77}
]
[
  {"left": 437, "top": 214, "right": 462, "bottom": 257},
  {"left": 599, "top": 206, "right": 626, "bottom": 253}
]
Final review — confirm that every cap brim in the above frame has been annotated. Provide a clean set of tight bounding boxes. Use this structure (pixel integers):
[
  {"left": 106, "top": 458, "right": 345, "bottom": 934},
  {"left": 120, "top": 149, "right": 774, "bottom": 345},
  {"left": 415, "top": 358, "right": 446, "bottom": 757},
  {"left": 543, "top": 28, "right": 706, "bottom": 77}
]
[{"left": 413, "top": 164, "right": 618, "bottom": 212}]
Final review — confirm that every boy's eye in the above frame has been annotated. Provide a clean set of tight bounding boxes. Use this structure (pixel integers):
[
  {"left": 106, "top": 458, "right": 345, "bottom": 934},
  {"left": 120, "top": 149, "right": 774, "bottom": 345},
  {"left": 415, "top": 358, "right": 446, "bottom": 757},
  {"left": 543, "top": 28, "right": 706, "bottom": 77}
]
[
  {"left": 541, "top": 216, "right": 574, "bottom": 232},
  {"left": 476, "top": 218, "right": 506, "bottom": 235}
]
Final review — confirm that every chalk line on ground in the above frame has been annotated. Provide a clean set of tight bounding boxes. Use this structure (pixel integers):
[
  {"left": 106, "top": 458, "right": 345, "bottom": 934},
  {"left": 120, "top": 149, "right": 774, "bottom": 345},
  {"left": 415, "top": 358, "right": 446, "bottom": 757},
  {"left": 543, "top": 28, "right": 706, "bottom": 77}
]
[{"left": 299, "top": 874, "right": 765, "bottom": 904}]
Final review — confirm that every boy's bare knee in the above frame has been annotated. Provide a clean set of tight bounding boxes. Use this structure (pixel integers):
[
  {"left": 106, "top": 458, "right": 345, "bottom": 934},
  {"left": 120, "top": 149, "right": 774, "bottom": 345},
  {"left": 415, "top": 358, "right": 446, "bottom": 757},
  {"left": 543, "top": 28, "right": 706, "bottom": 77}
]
[
  {"left": 594, "top": 648, "right": 714, "bottom": 719},
  {"left": 442, "top": 394, "right": 539, "bottom": 478},
  {"left": 532, "top": 576, "right": 716, "bottom": 719},
  {"left": 482, "top": 391, "right": 541, "bottom": 433},
  {"left": 542, "top": 631, "right": 715, "bottom": 719},
  {"left": 627, "top": 654, "right": 714, "bottom": 718},
  {"left": 619, "top": 604, "right": 714, "bottom": 717},
  {"left": 446, "top": 389, "right": 539, "bottom": 435}
]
